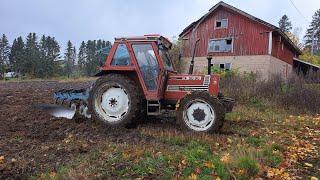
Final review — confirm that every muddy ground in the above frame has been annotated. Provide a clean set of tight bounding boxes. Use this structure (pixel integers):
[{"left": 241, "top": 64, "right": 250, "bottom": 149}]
[{"left": 0, "top": 80, "right": 152, "bottom": 178}]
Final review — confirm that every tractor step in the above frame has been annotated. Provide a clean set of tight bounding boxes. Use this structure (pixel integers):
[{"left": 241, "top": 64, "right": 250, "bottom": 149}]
[{"left": 147, "top": 100, "right": 161, "bottom": 116}]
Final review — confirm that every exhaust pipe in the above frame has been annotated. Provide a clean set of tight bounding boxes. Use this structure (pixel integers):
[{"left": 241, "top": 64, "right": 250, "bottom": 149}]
[
  {"left": 207, "top": 55, "right": 213, "bottom": 75},
  {"left": 188, "top": 39, "right": 200, "bottom": 75}
]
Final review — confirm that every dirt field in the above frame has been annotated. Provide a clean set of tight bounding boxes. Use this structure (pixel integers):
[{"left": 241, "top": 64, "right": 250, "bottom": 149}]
[{"left": 0, "top": 80, "right": 319, "bottom": 179}]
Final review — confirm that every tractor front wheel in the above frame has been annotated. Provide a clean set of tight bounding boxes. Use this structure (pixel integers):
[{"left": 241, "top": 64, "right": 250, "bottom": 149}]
[
  {"left": 177, "top": 91, "right": 225, "bottom": 133},
  {"left": 88, "top": 74, "right": 142, "bottom": 128}
]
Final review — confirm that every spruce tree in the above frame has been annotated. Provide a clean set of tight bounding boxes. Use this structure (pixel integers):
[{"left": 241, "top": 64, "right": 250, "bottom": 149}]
[
  {"left": 305, "top": 9, "right": 320, "bottom": 53},
  {"left": 46, "top": 36, "right": 60, "bottom": 77},
  {"left": 64, "top": 40, "right": 75, "bottom": 77},
  {"left": 9, "top": 36, "right": 25, "bottom": 74},
  {"left": 24, "top": 33, "right": 40, "bottom": 76},
  {"left": 85, "top": 40, "right": 98, "bottom": 76},
  {"left": 38, "top": 35, "right": 48, "bottom": 77},
  {"left": 0, "top": 34, "right": 10, "bottom": 75},
  {"left": 279, "top": 15, "right": 292, "bottom": 32},
  {"left": 78, "top": 41, "right": 86, "bottom": 75}
]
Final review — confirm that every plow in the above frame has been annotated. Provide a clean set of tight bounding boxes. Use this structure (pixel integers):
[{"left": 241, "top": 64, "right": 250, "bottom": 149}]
[
  {"left": 37, "top": 35, "right": 234, "bottom": 133},
  {"left": 53, "top": 88, "right": 91, "bottom": 119}
]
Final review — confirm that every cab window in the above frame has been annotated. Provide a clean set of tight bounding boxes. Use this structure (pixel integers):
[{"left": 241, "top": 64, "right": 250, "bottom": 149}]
[
  {"left": 132, "top": 44, "right": 159, "bottom": 91},
  {"left": 111, "top": 44, "right": 130, "bottom": 66},
  {"left": 159, "top": 45, "right": 174, "bottom": 71}
]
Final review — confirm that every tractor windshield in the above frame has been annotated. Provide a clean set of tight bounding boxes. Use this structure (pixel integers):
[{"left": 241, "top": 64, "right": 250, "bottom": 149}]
[{"left": 158, "top": 45, "right": 174, "bottom": 71}]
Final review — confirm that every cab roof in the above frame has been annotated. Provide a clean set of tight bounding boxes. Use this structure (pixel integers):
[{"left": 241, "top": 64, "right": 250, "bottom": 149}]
[{"left": 114, "top": 34, "right": 172, "bottom": 49}]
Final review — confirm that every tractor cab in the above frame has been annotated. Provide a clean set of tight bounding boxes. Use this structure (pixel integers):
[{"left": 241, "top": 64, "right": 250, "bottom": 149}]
[{"left": 101, "top": 34, "right": 176, "bottom": 101}]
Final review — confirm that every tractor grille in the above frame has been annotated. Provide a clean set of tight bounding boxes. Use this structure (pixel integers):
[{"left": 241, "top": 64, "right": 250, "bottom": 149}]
[{"left": 203, "top": 75, "right": 210, "bottom": 86}]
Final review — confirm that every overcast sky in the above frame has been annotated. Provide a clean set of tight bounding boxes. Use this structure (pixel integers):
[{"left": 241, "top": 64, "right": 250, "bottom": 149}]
[{"left": 1, "top": 0, "right": 319, "bottom": 50}]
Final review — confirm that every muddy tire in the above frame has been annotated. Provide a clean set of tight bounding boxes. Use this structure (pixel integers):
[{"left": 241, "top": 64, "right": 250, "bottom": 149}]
[
  {"left": 177, "top": 91, "right": 225, "bottom": 133},
  {"left": 88, "top": 74, "right": 143, "bottom": 128}
]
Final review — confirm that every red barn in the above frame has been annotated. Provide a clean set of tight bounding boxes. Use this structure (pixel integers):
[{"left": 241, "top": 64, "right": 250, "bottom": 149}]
[{"left": 179, "top": 1, "right": 302, "bottom": 79}]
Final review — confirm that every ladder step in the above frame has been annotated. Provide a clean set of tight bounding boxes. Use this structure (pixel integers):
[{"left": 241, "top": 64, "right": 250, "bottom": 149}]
[
  {"left": 147, "top": 112, "right": 161, "bottom": 116},
  {"left": 148, "top": 104, "right": 160, "bottom": 107},
  {"left": 147, "top": 100, "right": 161, "bottom": 116}
]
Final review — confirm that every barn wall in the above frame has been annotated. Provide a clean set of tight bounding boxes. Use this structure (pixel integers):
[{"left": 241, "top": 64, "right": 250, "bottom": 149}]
[
  {"left": 181, "top": 7, "right": 271, "bottom": 58},
  {"left": 180, "top": 6, "right": 298, "bottom": 66},
  {"left": 271, "top": 34, "right": 296, "bottom": 65}
]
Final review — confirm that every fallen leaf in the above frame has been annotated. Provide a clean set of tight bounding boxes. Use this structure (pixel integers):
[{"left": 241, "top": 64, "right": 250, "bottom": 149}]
[
  {"left": 50, "top": 171, "right": 56, "bottom": 178},
  {"left": 311, "top": 177, "right": 318, "bottom": 180},
  {"left": 304, "top": 163, "right": 313, "bottom": 167},
  {"left": 195, "top": 167, "right": 202, "bottom": 174},
  {"left": 204, "top": 161, "right": 214, "bottom": 169},
  {"left": 0, "top": 156, "right": 4, "bottom": 164},
  {"left": 188, "top": 173, "right": 197, "bottom": 180},
  {"left": 220, "top": 153, "right": 231, "bottom": 164},
  {"left": 238, "top": 169, "right": 245, "bottom": 175}
]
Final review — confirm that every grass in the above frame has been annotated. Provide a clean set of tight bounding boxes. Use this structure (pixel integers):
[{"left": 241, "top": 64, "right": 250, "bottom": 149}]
[
  {"left": 235, "top": 156, "right": 260, "bottom": 179},
  {"left": 246, "top": 136, "right": 266, "bottom": 147},
  {"left": 261, "top": 145, "right": 283, "bottom": 168}
]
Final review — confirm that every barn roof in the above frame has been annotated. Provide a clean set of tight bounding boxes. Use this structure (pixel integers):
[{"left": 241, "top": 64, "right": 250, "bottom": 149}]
[
  {"left": 294, "top": 58, "right": 320, "bottom": 69},
  {"left": 179, "top": 1, "right": 302, "bottom": 54}
]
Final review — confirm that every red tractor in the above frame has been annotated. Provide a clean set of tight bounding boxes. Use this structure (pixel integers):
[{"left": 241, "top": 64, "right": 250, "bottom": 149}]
[
  {"left": 50, "top": 35, "right": 234, "bottom": 133},
  {"left": 87, "top": 34, "right": 234, "bottom": 133}
]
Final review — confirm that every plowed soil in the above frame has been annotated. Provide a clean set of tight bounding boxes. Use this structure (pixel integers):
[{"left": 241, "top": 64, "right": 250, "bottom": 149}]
[{"left": 0, "top": 80, "right": 160, "bottom": 179}]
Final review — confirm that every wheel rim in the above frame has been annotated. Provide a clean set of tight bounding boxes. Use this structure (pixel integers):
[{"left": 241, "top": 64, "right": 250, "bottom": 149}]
[
  {"left": 183, "top": 99, "right": 215, "bottom": 131},
  {"left": 95, "top": 86, "right": 130, "bottom": 122}
]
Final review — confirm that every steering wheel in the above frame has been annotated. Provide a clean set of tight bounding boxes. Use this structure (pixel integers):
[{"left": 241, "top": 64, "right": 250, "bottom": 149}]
[{"left": 141, "top": 65, "right": 158, "bottom": 82}]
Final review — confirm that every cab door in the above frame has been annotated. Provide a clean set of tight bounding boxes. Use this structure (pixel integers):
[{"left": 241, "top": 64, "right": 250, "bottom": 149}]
[
  {"left": 130, "top": 42, "right": 162, "bottom": 100},
  {"left": 157, "top": 44, "right": 175, "bottom": 99}
]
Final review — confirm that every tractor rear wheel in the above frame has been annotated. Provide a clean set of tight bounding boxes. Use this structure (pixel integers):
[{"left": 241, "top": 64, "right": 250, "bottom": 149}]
[
  {"left": 88, "top": 74, "right": 143, "bottom": 128},
  {"left": 177, "top": 91, "right": 225, "bottom": 133}
]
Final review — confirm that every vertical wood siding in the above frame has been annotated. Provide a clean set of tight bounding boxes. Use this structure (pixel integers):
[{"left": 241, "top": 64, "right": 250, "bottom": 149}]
[
  {"left": 271, "top": 34, "right": 297, "bottom": 64},
  {"left": 181, "top": 7, "right": 297, "bottom": 65}
]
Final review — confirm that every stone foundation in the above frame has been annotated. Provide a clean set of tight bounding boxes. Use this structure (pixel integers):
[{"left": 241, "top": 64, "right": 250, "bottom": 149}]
[{"left": 180, "top": 55, "right": 292, "bottom": 80}]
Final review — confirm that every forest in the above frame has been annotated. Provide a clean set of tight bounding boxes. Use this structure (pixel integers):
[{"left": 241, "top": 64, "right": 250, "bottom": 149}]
[{"left": 0, "top": 33, "right": 111, "bottom": 78}]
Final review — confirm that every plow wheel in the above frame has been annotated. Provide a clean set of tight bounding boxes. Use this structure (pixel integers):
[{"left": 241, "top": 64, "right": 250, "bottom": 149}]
[
  {"left": 177, "top": 91, "right": 225, "bottom": 133},
  {"left": 88, "top": 74, "right": 143, "bottom": 128}
]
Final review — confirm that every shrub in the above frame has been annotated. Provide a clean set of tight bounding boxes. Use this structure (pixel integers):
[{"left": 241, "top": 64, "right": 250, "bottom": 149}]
[{"left": 220, "top": 72, "right": 320, "bottom": 114}]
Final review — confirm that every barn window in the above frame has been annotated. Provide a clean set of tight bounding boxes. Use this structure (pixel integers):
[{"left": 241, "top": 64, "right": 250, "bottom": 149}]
[
  {"left": 208, "top": 38, "right": 233, "bottom": 52},
  {"left": 212, "top": 63, "right": 232, "bottom": 71},
  {"left": 215, "top": 19, "right": 228, "bottom": 28},
  {"left": 219, "top": 63, "right": 231, "bottom": 70},
  {"left": 225, "top": 63, "right": 231, "bottom": 70}
]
